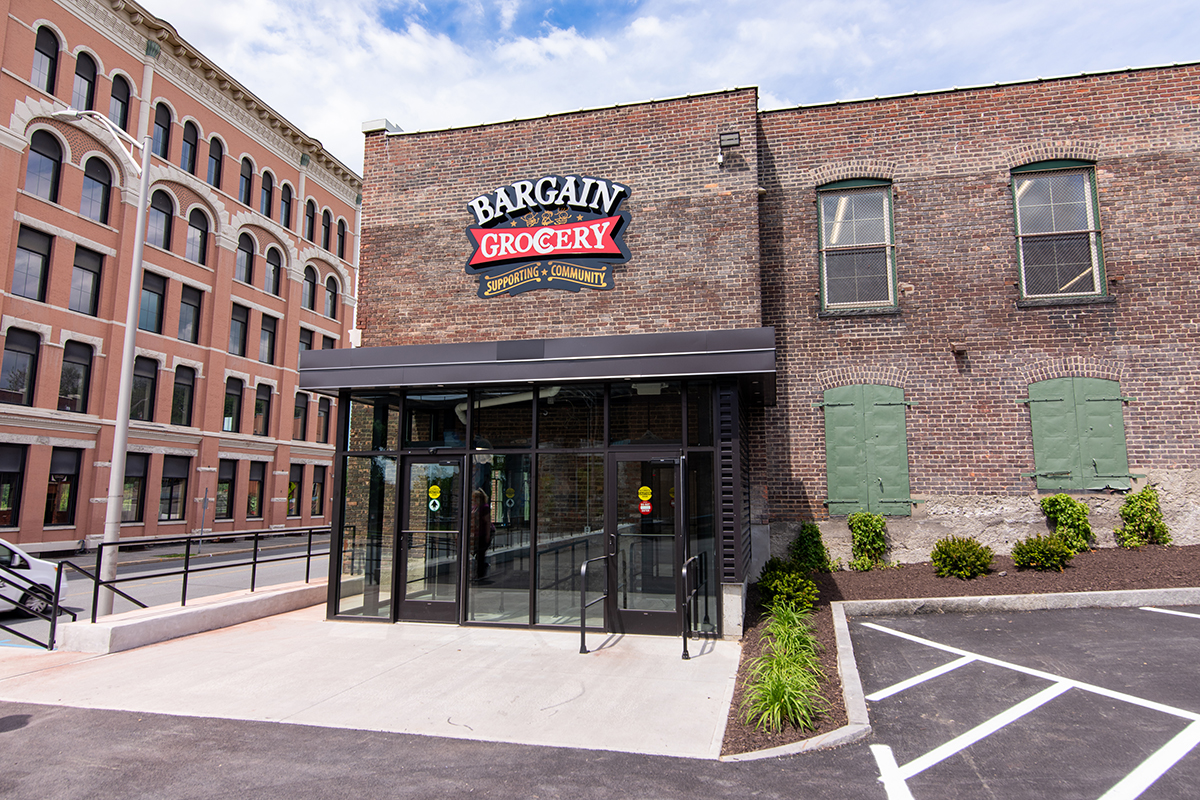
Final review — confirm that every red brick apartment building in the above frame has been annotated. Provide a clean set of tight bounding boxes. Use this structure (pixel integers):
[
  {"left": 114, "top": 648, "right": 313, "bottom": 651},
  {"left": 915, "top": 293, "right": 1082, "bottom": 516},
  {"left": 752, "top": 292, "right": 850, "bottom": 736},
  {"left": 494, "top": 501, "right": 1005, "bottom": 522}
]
[
  {"left": 1, "top": 0, "right": 361, "bottom": 552},
  {"left": 302, "top": 64, "right": 1200, "bottom": 637}
]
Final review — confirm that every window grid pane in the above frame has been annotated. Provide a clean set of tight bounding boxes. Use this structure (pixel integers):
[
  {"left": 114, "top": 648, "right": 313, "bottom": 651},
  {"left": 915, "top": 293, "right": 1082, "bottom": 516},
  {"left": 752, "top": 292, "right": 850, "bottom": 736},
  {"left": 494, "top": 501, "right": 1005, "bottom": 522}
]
[
  {"left": 1015, "top": 169, "right": 1103, "bottom": 298},
  {"left": 819, "top": 187, "right": 894, "bottom": 309}
]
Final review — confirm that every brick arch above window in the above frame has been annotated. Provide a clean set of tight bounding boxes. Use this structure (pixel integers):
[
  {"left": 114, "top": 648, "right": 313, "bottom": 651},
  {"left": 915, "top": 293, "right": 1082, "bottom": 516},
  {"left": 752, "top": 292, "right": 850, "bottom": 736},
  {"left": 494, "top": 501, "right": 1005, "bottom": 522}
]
[
  {"left": 814, "top": 365, "right": 908, "bottom": 393},
  {"left": 1004, "top": 141, "right": 1101, "bottom": 171},
  {"left": 1018, "top": 357, "right": 1124, "bottom": 386},
  {"left": 806, "top": 159, "right": 897, "bottom": 190}
]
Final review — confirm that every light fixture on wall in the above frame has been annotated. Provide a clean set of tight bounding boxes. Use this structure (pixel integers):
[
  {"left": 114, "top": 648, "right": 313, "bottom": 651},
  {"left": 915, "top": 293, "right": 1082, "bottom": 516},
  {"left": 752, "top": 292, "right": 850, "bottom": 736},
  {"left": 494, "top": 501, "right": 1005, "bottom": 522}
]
[{"left": 718, "top": 131, "right": 740, "bottom": 166}]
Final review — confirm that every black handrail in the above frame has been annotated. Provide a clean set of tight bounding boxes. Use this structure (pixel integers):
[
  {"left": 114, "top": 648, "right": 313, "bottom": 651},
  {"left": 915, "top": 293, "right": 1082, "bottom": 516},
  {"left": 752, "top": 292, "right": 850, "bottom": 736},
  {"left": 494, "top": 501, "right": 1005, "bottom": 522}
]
[
  {"left": 0, "top": 560, "right": 77, "bottom": 650},
  {"left": 680, "top": 551, "right": 708, "bottom": 660},
  {"left": 578, "top": 552, "right": 611, "bottom": 654},
  {"left": 89, "top": 527, "right": 331, "bottom": 622}
]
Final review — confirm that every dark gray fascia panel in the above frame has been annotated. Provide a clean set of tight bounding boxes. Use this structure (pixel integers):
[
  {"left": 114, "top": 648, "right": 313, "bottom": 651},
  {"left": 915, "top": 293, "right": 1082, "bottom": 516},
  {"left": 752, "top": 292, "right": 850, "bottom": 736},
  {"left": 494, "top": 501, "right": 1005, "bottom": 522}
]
[{"left": 300, "top": 327, "right": 776, "bottom": 404}]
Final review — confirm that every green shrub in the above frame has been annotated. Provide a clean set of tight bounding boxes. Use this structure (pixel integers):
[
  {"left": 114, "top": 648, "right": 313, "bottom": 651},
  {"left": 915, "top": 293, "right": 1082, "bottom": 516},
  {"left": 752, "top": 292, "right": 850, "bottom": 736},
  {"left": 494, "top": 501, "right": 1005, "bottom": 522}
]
[
  {"left": 847, "top": 512, "right": 887, "bottom": 571},
  {"left": 1115, "top": 485, "right": 1172, "bottom": 548},
  {"left": 1011, "top": 534, "right": 1074, "bottom": 572},
  {"left": 930, "top": 536, "right": 994, "bottom": 580},
  {"left": 787, "top": 522, "right": 838, "bottom": 573},
  {"left": 1039, "top": 494, "right": 1093, "bottom": 554},
  {"left": 757, "top": 557, "right": 819, "bottom": 613},
  {"left": 740, "top": 604, "right": 828, "bottom": 732}
]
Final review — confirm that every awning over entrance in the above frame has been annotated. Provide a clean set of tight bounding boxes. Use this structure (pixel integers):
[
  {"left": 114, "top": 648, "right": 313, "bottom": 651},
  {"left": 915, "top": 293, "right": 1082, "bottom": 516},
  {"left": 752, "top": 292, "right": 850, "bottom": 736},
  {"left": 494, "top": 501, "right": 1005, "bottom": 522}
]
[{"left": 299, "top": 327, "right": 776, "bottom": 405}]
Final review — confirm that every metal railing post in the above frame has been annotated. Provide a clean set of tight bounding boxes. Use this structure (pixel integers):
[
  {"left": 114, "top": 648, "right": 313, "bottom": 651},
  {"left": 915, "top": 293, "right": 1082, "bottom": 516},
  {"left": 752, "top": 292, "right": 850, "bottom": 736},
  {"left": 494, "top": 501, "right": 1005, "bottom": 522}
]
[
  {"left": 181, "top": 532, "right": 193, "bottom": 606},
  {"left": 250, "top": 531, "right": 261, "bottom": 591}
]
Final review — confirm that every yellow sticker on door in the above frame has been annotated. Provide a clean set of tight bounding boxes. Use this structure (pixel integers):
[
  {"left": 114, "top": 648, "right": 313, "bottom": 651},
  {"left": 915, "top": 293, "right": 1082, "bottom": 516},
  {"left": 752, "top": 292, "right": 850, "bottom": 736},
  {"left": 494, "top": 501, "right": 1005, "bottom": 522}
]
[
  {"left": 428, "top": 485, "right": 441, "bottom": 499},
  {"left": 637, "top": 485, "right": 652, "bottom": 501}
]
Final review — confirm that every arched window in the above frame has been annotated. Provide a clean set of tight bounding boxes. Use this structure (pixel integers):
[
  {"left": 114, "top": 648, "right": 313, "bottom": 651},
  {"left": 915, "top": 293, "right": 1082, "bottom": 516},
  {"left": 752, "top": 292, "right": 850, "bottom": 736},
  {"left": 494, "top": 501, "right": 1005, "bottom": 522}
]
[
  {"left": 304, "top": 200, "right": 316, "bottom": 241},
  {"left": 1, "top": 329, "right": 40, "bottom": 406},
  {"left": 130, "top": 356, "right": 157, "bottom": 421},
  {"left": 72, "top": 52, "right": 96, "bottom": 111},
  {"left": 239, "top": 158, "right": 253, "bottom": 205},
  {"left": 223, "top": 378, "right": 243, "bottom": 432},
  {"left": 280, "top": 185, "right": 293, "bottom": 229},
  {"left": 108, "top": 75, "right": 130, "bottom": 131},
  {"left": 58, "top": 341, "right": 93, "bottom": 413},
  {"left": 146, "top": 190, "right": 174, "bottom": 250},
  {"left": 171, "top": 366, "right": 195, "bottom": 426},
  {"left": 32, "top": 27, "right": 58, "bottom": 95},
  {"left": 321, "top": 210, "right": 332, "bottom": 250},
  {"left": 207, "top": 138, "right": 223, "bottom": 188},
  {"left": 235, "top": 233, "right": 254, "bottom": 283},
  {"left": 24, "top": 130, "right": 62, "bottom": 203},
  {"left": 324, "top": 276, "right": 339, "bottom": 320},
  {"left": 302, "top": 266, "right": 317, "bottom": 310},
  {"left": 152, "top": 103, "right": 171, "bottom": 158},
  {"left": 260, "top": 172, "right": 274, "bottom": 218},
  {"left": 265, "top": 248, "right": 282, "bottom": 295},
  {"left": 186, "top": 209, "right": 209, "bottom": 264},
  {"left": 337, "top": 220, "right": 348, "bottom": 259},
  {"left": 80, "top": 157, "right": 111, "bottom": 224},
  {"left": 180, "top": 121, "right": 198, "bottom": 174}
]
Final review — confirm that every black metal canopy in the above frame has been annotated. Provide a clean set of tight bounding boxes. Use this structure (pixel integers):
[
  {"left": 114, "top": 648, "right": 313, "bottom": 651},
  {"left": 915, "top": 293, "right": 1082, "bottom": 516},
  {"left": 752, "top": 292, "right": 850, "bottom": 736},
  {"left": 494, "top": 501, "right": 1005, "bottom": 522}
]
[{"left": 299, "top": 326, "right": 776, "bottom": 405}]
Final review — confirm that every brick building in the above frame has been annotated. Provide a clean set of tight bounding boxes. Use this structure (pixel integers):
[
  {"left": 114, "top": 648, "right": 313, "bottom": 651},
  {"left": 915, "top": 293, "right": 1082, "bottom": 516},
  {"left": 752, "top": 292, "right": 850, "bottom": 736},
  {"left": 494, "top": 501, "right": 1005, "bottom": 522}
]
[
  {"left": 303, "top": 62, "right": 1200, "bottom": 637},
  {"left": 1, "top": 0, "right": 361, "bottom": 553}
]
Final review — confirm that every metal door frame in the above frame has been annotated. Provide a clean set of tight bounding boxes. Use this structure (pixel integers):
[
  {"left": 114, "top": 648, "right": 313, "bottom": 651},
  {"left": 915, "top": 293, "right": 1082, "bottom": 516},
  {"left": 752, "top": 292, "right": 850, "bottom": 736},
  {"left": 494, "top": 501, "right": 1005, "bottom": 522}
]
[
  {"left": 605, "top": 449, "right": 685, "bottom": 636},
  {"left": 395, "top": 455, "right": 464, "bottom": 623}
]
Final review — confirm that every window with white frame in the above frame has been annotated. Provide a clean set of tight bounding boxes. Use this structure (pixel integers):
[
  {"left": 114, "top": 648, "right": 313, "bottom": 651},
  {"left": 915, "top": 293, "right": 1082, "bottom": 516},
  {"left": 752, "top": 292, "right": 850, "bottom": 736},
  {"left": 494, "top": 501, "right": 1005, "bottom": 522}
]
[
  {"left": 1012, "top": 161, "right": 1105, "bottom": 299},
  {"left": 817, "top": 181, "right": 895, "bottom": 310}
]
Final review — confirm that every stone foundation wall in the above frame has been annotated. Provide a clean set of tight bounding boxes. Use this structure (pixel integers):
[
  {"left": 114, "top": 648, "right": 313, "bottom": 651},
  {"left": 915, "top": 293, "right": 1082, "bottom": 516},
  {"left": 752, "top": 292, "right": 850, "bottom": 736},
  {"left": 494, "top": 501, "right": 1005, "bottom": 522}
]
[{"left": 765, "top": 469, "right": 1199, "bottom": 571}]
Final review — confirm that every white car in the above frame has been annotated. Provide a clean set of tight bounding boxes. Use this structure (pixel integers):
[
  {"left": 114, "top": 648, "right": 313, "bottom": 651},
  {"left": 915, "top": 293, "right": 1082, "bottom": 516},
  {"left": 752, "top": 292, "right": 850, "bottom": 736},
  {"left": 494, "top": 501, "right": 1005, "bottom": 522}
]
[{"left": 0, "top": 538, "right": 66, "bottom": 616}]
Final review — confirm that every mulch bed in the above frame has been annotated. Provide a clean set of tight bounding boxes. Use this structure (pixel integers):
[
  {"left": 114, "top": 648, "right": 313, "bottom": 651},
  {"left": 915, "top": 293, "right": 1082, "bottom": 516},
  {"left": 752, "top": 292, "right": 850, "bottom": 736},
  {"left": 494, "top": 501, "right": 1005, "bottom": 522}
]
[{"left": 720, "top": 543, "right": 1200, "bottom": 756}]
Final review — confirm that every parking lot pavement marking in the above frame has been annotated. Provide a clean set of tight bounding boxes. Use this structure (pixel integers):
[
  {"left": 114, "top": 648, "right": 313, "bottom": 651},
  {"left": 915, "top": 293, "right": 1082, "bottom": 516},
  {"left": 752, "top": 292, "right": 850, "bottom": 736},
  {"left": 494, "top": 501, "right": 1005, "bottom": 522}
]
[
  {"left": 1141, "top": 607, "right": 1200, "bottom": 621},
  {"left": 866, "top": 655, "right": 976, "bottom": 702},
  {"left": 1097, "top": 720, "right": 1200, "bottom": 800},
  {"left": 870, "top": 744, "right": 917, "bottom": 800},
  {"left": 861, "top": 622, "right": 1200, "bottom": 722},
  {"left": 895, "top": 682, "right": 1072, "bottom": 781}
]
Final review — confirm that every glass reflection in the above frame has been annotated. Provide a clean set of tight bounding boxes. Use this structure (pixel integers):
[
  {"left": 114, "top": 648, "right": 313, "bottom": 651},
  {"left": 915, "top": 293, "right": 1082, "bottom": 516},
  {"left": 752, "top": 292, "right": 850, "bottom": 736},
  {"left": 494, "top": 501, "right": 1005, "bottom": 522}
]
[
  {"left": 404, "top": 390, "right": 467, "bottom": 448},
  {"left": 337, "top": 455, "right": 396, "bottom": 618},
  {"left": 466, "top": 454, "right": 531, "bottom": 623},
  {"left": 609, "top": 382, "right": 683, "bottom": 445},
  {"left": 538, "top": 384, "right": 603, "bottom": 448},
  {"left": 403, "top": 462, "right": 460, "bottom": 603},
  {"left": 536, "top": 453, "right": 604, "bottom": 626},
  {"left": 347, "top": 394, "right": 399, "bottom": 451}
]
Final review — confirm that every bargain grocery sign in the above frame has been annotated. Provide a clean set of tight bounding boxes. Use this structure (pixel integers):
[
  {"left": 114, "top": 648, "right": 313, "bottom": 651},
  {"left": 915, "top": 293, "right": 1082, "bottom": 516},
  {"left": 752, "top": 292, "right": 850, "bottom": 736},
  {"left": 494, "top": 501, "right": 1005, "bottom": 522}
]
[{"left": 464, "top": 174, "right": 631, "bottom": 298}]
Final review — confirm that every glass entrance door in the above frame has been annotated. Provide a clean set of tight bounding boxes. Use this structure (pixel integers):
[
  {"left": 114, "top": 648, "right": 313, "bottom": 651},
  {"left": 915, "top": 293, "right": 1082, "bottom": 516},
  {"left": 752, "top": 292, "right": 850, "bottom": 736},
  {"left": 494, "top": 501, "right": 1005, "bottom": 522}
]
[
  {"left": 610, "top": 453, "right": 682, "bottom": 635},
  {"left": 399, "top": 458, "right": 461, "bottom": 621}
]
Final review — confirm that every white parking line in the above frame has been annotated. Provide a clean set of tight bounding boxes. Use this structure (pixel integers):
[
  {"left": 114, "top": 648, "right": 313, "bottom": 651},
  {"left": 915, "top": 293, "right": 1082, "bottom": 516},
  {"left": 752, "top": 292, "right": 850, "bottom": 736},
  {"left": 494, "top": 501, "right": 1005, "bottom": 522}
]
[
  {"left": 1098, "top": 720, "right": 1200, "bottom": 800},
  {"left": 896, "top": 682, "right": 1072, "bottom": 780},
  {"left": 870, "top": 744, "right": 916, "bottom": 800},
  {"left": 867, "top": 655, "right": 976, "bottom": 702},
  {"left": 862, "top": 622, "right": 1200, "bottom": 721},
  {"left": 1141, "top": 607, "right": 1200, "bottom": 621}
]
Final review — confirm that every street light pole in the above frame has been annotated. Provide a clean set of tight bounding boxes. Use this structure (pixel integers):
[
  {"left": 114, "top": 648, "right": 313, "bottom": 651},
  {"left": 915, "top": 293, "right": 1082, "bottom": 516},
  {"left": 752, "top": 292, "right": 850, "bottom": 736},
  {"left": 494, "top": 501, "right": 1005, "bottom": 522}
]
[{"left": 52, "top": 108, "right": 152, "bottom": 616}]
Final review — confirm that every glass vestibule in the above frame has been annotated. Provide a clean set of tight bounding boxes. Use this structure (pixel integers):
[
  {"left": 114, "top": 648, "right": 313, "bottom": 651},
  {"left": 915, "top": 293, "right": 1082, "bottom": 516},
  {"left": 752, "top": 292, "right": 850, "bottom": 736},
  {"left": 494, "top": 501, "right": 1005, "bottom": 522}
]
[{"left": 330, "top": 381, "right": 721, "bottom": 635}]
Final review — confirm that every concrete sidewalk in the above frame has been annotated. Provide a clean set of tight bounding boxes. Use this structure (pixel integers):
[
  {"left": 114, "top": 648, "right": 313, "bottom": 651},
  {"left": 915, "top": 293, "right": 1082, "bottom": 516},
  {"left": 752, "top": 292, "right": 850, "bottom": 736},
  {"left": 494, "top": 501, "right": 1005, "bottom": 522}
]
[{"left": 0, "top": 605, "right": 740, "bottom": 759}]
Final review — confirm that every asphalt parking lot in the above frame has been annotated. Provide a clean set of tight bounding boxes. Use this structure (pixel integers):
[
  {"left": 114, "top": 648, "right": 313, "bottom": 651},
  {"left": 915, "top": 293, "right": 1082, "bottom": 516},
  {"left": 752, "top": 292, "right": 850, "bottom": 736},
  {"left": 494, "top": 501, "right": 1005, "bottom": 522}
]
[{"left": 850, "top": 605, "right": 1200, "bottom": 800}]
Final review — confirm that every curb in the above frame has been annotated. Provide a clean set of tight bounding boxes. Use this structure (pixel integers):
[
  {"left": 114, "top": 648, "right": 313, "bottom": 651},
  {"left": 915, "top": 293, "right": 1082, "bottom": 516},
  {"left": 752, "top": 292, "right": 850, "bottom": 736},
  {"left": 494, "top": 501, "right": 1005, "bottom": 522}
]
[
  {"left": 721, "top": 602, "right": 871, "bottom": 762},
  {"left": 722, "top": 586, "right": 1200, "bottom": 761}
]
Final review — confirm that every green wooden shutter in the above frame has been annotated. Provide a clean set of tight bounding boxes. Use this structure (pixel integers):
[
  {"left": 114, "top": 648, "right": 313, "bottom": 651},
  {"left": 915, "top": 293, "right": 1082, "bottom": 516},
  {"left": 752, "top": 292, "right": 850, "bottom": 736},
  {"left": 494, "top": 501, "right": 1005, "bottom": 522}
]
[
  {"left": 823, "top": 384, "right": 912, "bottom": 516},
  {"left": 824, "top": 385, "right": 868, "bottom": 515},
  {"left": 1027, "top": 378, "right": 1077, "bottom": 491},
  {"left": 1076, "top": 378, "right": 1131, "bottom": 491},
  {"left": 1027, "top": 377, "right": 1130, "bottom": 492},
  {"left": 866, "top": 385, "right": 912, "bottom": 516}
]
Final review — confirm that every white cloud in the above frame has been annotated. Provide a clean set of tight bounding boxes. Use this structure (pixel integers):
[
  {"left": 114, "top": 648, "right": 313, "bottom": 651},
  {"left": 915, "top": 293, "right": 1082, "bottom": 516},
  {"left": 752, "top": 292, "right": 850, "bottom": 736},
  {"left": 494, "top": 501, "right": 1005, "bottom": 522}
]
[{"left": 136, "top": 0, "right": 1200, "bottom": 174}]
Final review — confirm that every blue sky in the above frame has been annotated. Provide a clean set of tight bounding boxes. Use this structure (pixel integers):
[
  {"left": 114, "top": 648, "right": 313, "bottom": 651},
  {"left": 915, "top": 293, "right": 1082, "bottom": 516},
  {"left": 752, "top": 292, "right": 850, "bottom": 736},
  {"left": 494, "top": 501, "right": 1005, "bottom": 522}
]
[{"left": 137, "top": 0, "right": 1199, "bottom": 174}]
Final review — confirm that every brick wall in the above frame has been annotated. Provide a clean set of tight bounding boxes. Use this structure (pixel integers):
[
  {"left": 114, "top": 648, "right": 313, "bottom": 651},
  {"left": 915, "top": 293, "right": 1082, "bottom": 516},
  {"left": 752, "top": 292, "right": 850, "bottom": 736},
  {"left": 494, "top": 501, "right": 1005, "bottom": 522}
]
[
  {"left": 359, "top": 89, "right": 763, "bottom": 345},
  {"left": 756, "top": 64, "right": 1200, "bottom": 556}
]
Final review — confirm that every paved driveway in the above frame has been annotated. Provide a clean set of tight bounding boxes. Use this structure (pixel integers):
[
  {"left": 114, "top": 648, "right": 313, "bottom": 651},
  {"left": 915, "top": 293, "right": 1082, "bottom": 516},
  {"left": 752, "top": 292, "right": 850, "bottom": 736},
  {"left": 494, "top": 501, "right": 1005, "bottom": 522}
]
[{"left": 850, "top": 605, "right": 1200, "bottom": 800}]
